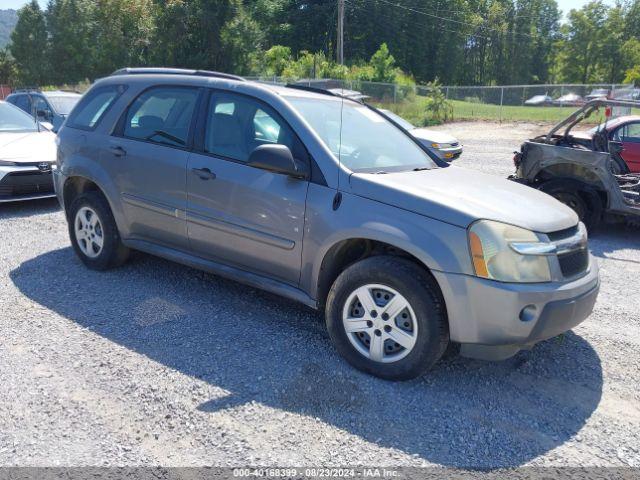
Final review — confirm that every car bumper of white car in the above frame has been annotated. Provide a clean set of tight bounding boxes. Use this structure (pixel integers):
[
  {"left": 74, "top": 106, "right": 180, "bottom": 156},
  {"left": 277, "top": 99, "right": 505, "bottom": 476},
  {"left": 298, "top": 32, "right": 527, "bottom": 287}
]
[{"left": 0, "top": 164, "right": 56, "bottom": 203}]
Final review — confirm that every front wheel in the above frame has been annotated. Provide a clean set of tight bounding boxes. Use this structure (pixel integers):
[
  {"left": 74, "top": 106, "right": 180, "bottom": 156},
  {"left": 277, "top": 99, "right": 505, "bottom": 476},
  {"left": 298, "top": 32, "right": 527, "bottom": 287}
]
[
  {"left": 539, "top": 179, "right": 603, "bottom": 230},
  {"left": 325, "top": 256, "right": 449, "bottom": 380}
]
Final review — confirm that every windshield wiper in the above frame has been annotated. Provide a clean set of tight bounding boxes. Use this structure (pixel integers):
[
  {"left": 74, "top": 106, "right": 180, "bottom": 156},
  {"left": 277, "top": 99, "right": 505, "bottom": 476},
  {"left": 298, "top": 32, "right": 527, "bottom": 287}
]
[{"left": 413, "top": 167, "right": 430, "bottom": 171}]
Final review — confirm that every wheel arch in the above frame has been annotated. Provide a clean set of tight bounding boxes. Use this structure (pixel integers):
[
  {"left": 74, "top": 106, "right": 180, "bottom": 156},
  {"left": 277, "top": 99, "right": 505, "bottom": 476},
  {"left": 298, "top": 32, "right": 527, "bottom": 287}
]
[
  {"left": 313, "top": 236, "right": 446, "bottom": 311},
  {"left": 61, "top": 171, "right": 128, "bottom": 237}
]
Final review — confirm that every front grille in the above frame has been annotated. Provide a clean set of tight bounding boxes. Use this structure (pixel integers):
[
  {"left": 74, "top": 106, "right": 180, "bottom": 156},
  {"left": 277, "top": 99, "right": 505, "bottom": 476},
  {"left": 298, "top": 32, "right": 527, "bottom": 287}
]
[
  {"left": 0, "top": 171, "right": 54, "bottom": 197},
  {"left": 450, "top": 142, "right": 460, "bottom": 147},
  {"left": 558, "top": 249, "right": 589, "bottom": 278},
  {"left": 547, "top": 225, "right": 578, "bottom": 241}
]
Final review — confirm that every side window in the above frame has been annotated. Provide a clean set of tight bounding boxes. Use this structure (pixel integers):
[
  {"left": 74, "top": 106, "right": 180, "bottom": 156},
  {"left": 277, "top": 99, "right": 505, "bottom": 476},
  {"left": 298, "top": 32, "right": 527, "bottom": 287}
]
[
  {"left": 67, "top": 85, "right": 125, "bottom": 131},
  {"left": 624, "top": 123, "right": 640, "bottom": 143},
  {"left": 204, "top": 92, "right": 306, "bottom": 163},
  {"left": 123, "top": 86, "right": 198, "bottom": 147},
  {"left": 33, "top": 96, "right": 49, "bottom": 118},
  {"left": 13, "top": 95, "right": 31, "bottom": 114}
]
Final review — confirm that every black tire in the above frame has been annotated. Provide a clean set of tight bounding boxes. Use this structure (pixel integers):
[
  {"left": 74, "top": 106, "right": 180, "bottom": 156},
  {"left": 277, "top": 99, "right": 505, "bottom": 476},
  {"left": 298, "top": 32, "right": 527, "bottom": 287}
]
[
  {"left": 325, "top": 256, "right": 449, "bottom": 381},
  {"left": 609, "top": 156, "right": 630, "bottom": 175},
  {"left": 539, "top": 179, "right": 603, "bottom": 230},
  {"left": 68, "top": 191, "right": 129, "bottom": 270}
]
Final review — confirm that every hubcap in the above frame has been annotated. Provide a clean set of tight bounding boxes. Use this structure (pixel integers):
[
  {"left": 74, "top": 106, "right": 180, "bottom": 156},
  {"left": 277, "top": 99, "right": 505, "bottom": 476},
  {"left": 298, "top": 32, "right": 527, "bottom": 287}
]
[
  {"left": 74, "top": 207, "right": 104, "bottom": 259},
  {"left": 342, "top": 284, "right": 418, "bottom": 363}
]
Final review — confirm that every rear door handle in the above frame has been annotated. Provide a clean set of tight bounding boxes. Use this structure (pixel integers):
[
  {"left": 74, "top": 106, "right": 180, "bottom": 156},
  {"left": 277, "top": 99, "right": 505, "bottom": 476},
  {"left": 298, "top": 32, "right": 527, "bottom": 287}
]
[
  {"left": 109, "top": 146, "right": 126, "bottom": 157},
  {"left": 192, "top": 167, "right": 216, "bottom": 180}
]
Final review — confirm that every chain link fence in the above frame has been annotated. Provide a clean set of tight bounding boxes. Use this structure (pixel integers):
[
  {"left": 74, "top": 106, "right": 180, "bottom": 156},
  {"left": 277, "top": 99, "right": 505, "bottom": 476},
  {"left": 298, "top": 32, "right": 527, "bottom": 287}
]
[{"left": 247, "top": 76, "right": 638, "bottom": 124}]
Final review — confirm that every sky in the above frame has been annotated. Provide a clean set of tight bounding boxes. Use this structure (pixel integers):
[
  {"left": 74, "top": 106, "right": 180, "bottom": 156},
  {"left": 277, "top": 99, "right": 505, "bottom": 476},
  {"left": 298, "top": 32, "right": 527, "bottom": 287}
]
[{"left": 0, "top": 0, "right": 618, "bottom": 16}]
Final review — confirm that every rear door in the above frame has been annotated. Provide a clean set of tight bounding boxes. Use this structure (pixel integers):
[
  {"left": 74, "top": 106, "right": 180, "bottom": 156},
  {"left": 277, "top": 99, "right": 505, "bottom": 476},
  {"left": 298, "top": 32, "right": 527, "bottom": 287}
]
[
  {"left": 186, "top": 90, "right": 309, "bottom": 285},
  {"left": 614, "top": 122, "right": 640, "bottom": 173},
  {"left": 109, "top": 85, "right": 201, "bottom": 249}
]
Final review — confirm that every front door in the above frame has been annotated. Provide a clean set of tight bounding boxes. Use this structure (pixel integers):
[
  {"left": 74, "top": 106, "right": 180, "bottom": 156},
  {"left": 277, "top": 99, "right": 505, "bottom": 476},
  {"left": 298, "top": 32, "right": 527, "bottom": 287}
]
[
  {"left": 186, "top": 91, "right": 309, "bottom": 285},
  {"left": 109, "top": 85, "right": 200, "bottom": 249},
  {"left": 614, "top": 121, "right": 640, "bottom": 173}
]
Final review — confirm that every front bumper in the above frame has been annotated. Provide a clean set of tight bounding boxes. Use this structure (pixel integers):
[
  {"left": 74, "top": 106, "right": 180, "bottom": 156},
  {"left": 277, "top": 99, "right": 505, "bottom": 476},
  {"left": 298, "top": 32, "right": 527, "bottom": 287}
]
[
  {"left": 0, "top": 165, "right": 56, "bottom": 203},
  {"left": 432, "top": 256, "right": 600, "bottom": 360}
]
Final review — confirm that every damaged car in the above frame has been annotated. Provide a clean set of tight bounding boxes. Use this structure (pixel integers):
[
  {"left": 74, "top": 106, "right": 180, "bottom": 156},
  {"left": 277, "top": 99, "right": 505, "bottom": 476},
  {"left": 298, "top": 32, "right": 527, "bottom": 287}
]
[{"left": 512, "top": 99, "right": 640, "bottom": 228}]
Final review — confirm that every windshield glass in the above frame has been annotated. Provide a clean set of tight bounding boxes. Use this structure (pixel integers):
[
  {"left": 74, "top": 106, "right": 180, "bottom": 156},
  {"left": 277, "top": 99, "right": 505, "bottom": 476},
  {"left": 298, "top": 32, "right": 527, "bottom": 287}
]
[
  {"left": 380, "top": 110, "right": 415, "bottom": 131},
  {"left": 287, "top": 96, "right": 437, "bottom": 172},
  {"left": 0, "top": 102, "right": 38, "bottom": 132},
  {"left": 46, "top": 95, "right": 80, "bottom": 115}
]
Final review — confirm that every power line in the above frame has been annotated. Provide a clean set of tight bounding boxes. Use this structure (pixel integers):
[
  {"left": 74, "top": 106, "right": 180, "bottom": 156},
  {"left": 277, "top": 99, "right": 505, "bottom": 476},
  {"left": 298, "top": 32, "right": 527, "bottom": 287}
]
[{"left": 372, "top": 0, "right": 543, "bottom": 39}]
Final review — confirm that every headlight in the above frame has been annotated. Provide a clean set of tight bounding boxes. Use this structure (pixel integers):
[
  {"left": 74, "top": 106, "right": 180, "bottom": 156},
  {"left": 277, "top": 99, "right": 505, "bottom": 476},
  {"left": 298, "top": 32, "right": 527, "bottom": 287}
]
[
  {"left": 431, "top": 143, "right": 441, "bottom": 148},
  {"left": 0, "top": 160, "right": 18, "bottom": 166},
  {"left": 468, "top": 220, "right": 552, "bottom": 283}
]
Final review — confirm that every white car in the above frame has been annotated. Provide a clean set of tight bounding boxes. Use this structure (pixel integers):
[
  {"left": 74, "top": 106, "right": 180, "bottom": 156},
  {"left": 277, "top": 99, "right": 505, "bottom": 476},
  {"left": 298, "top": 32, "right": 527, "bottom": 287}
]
[
  {"left": 380, "top": 109, "right": 462, "bottom": 161},
  {"left": 0, "top": 101, "right": 57, "bottom": 203}
]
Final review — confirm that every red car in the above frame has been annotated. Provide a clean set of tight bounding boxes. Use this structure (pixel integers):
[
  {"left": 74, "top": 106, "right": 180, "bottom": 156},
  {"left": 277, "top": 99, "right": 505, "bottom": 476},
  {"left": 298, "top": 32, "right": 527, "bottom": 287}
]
[{"left": 577, "top": 115, "right": 640, "bottom": 173}]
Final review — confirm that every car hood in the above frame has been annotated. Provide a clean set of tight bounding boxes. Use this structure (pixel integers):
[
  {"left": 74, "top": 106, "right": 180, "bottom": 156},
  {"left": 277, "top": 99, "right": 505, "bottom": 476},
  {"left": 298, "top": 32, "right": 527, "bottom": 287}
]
[
  {"left": 349, "top": 166, "right": 578, "bottom": 233},
  {"left": 410, "top": 128, "right": 458, "bottom": 144},
  {"left": 0, "top": 131, "right": 56, "bottom": 163}
]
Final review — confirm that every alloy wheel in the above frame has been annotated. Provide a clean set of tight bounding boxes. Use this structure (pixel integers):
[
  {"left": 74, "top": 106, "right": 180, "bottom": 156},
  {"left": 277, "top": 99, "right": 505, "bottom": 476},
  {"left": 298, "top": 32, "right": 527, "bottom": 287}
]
[{"left": 74, "top": 206, "right": 104, "bottom": 259}]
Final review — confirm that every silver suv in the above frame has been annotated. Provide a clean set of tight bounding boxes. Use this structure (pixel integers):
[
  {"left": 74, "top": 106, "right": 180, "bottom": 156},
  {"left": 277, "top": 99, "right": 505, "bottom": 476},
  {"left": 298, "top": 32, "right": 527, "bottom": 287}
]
[{"left": 54, "top": 68, "right": 600, "bottom": 380}]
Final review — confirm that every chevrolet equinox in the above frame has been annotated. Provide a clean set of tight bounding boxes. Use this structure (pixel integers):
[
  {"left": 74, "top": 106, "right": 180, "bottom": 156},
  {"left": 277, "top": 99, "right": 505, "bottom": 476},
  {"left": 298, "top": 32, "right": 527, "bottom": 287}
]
[{"left": 54, "top": 68, "right": 600, "bottom": 380}]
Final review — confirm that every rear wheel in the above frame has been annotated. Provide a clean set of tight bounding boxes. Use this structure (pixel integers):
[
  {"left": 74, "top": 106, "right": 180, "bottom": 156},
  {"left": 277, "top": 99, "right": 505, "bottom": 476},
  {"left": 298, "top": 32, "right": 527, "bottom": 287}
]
[
  {"left": 325, "top": 256, "right": 449, "bottom": 380},
  {"left": 68, "top": 191, "right": 129, "bottom": 270},
  {"left": 539, "top": 179, "right": 603, "bottom": 230}
]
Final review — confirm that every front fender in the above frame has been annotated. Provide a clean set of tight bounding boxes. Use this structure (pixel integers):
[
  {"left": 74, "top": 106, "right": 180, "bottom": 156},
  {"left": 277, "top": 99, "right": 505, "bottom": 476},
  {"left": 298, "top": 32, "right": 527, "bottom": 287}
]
[{"left": 300, "top": 185, "right": 473, "bottom": 301}]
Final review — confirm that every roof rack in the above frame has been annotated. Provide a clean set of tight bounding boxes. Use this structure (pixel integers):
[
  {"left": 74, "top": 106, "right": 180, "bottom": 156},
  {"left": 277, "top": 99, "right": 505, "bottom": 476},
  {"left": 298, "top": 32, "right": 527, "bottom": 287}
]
[
  {"left": 12, "top": 87, "right": 42, "bottom": 93},
  {"left": 284, "top": 84, "right": 366, "bottom": 103},
  {"left": 111, "top": 68, "right": 245, "bottom": 82}
]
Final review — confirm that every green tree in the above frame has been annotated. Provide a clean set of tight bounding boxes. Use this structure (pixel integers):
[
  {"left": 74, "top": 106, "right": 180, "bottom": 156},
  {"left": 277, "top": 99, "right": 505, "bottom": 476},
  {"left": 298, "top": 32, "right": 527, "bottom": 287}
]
[
  {"left": 624, "top": 65, "right": 640, "bottom": 84},
  {"left": 150, "top": 0, "right": 240, "bottom": 70},
  {"left": 554, "top": 1, "right": 608, "bottom": 83},
  {"left": 0, "top": 48, "right": 16, "bottom": 85},
  {"left": 46, "top": 0, "right": 95, "bottom": 84},
  {"left": 92, "top": 0, "right": 154, "bottom": 77},
  {"left": 9, "top": 0, "right": 48, "bottom": 86},
  {"left": 369, "top": 43, "right": 396, "bottom": 83},
  {"left": 221, "top": 5, "right": 264, "bottom": 75},
  {"left": 262, "top": 45, "right": 292, "bottom": 77}
]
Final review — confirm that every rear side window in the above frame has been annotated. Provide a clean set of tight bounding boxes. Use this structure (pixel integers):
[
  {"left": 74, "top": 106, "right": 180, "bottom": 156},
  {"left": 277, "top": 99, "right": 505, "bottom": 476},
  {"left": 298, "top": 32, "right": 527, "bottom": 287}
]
[
  {"left": 67, "top": 85, "right": 125, "bottom": 131},
  {"left": 123, "top": 86, "right": 199, "bottom": 148}
]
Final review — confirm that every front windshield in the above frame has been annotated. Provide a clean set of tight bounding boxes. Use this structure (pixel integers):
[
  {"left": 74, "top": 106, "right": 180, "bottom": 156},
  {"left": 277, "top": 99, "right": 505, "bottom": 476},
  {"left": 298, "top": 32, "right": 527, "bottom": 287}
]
[
  {"left": 0, "top": 102, "right": 38, "bottom": 132},
  {"left": 46, "top": 95, "right": 80, "bottom": 115},
  {"left": 287, "top": 96, "right": 437, "bottom": 173}
]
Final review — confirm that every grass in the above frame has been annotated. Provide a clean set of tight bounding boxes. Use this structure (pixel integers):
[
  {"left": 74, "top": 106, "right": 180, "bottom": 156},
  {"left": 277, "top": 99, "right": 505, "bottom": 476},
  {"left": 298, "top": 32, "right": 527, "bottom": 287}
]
[{"left": 376, "top": 95, "right": 640, "bottom": 125}]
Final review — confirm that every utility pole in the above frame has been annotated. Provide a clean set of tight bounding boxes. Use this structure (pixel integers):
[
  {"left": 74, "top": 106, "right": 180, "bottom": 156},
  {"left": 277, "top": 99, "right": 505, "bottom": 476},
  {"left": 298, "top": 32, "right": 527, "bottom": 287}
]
[{"left": 337, "top": 0, "right": 345, "bottom": 65}]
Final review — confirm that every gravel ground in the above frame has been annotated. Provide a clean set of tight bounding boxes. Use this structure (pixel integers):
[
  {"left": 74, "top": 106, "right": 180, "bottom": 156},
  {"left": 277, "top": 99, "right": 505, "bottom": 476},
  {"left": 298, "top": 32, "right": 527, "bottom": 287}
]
[{"left": 1, "top": 121, "right": 639, "bottom": 469}]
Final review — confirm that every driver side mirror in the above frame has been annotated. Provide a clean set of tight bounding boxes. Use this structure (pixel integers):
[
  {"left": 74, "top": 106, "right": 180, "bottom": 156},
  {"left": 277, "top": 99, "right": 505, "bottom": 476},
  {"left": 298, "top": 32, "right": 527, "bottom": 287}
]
[
  {"left": 36, "top": 109, "right": 52, "bottom": 121},
  {"left": 247, "top": 144, "right": 308, "bottom": 179}
]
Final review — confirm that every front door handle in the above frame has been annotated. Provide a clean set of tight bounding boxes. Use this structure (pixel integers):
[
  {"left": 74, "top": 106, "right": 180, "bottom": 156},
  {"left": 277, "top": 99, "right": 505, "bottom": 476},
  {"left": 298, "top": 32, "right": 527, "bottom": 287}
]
[
  {"left": 109, "top": 146, "right": 126, "bottom": 157},
  {"left": 192, "top": 167, "right": 216, "bottom": 180}
]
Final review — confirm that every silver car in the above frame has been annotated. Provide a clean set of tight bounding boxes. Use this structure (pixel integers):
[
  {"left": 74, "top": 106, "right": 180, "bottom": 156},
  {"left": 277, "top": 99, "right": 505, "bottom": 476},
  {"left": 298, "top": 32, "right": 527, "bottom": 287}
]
[
  {"left": 54, "top": 68, "right": 599, "bottom": 380},
  {"left": 0, "top": 101, "right": 57, "bottom": 203},
  {"left": 381, "top": 109, "right": 462, "bottom": 160}
]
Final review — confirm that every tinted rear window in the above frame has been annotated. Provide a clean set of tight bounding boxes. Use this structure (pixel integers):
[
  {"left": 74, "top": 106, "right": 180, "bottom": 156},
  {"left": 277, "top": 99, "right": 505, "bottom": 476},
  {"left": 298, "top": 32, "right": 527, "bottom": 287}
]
[{"left": 66, "top": 85, "right": 126, "bottom": 131}]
